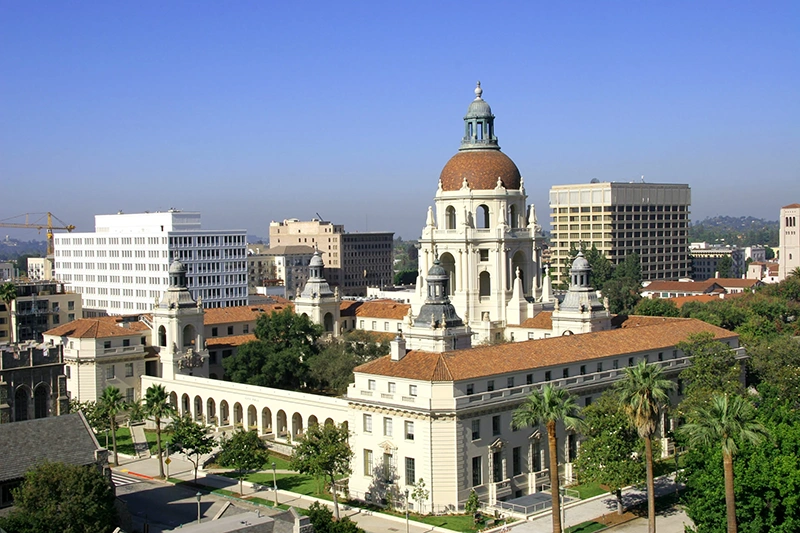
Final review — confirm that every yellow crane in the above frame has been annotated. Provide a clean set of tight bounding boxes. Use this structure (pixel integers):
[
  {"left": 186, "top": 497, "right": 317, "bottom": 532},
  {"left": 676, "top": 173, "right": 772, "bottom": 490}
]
[{"left": 0, "top": 212, "right": 76, "bottom": 256}]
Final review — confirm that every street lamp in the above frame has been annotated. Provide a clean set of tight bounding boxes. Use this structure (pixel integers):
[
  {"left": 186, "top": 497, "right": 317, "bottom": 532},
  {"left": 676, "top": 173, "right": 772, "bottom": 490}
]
[
  {"left": 404, "top": 488, "right": 410, "bottom": 533},
  {"left": 195, "top": 492, "right": 202, "bottom": 524},
  {"left": 272, "top": 462, "right": 278, "bottom": 507},
  {"left": 165, "top": 442, "right": 170, "bottom": 479}
]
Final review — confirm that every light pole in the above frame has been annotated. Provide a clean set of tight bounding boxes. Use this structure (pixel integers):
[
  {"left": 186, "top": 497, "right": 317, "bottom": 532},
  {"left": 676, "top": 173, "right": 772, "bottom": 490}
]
[
  {"left": 560, "top": 484, "right": 566, "bottom": 533},
  {"left": 165, "top": 442, "right": 170, "bottom": 479},
  {"left": 404, "top": 488, "right": 410, "bottom": 533},
  {"left": 195, "top": 492, "right": 202, "bottom": 524},
  {"left": 272, "top": 462, "right": 278, "bottom": 507}
]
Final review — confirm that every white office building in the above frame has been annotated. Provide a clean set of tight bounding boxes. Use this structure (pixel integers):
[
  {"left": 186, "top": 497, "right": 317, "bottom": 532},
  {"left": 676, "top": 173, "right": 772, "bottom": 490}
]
[{"left": 54, "top": 210, "right": 247, "bottom": 316}]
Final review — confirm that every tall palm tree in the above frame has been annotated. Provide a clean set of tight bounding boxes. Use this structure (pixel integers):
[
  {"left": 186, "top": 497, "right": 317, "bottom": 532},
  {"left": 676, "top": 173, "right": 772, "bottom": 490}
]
[
  {"left": 512, "top": 384, "right": 582, "bottom": 533},
  {"left": 99, "top": 386, "right": 126, "bottom": 467},
  {"left": 617, "top": 360, "right": 674, "bottom": 533},
  {"left": 679, "top": 394, "right": 767, "bottom": 533},
  {"left": 145, "top": 384, "right": 175, "bottom": 479},
  {"left": 0, "top": 282, "right": 17, "bottom": 344}
]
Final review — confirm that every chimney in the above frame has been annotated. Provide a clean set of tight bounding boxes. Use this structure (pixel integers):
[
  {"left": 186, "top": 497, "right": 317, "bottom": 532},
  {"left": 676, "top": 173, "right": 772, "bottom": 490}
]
[{"left": 390, "top": 335, "right": 407, "bottom": 361}]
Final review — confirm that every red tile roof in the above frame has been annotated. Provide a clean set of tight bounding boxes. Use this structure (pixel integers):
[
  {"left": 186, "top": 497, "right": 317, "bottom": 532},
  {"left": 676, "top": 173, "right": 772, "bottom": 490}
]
[
  {"left": 203, "top": 303, "right": 291, "bottom": 325},
  {"left": 206, "top": 334, "right": 257, "bottom": 348},
  {"left": 45, "top": 317, "right": 150, "bottom": 339},
  {"left": 339, "top": 300, "right": 410, "bottom": 320},
  {"left": 782, "top": 203, "right": 800, "bottom": 209},
  {"left": 355, "top": 318, "right": 736, "bottom": 381},
  {"left": 512, "top": 312, "right": 553, "bottom": 329}
]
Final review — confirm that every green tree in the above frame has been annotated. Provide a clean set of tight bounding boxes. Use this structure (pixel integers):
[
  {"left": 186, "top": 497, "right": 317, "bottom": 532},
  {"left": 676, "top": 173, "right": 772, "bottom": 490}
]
[
  {"left": 291, "top": 422, "right": 353, "bottom": 520},
  {"left": 573, "top": 390, "right": 645, "bottom": 514},
  {"left": 680, "top": 386, "right": 800, "bottom": 533},
  {"left": 171, "top": 415, "right": 215, "bottom": 483},
  {"left": 310, "top": 332, "right": 388, "bottom": 394},
  {"left": 678, "top": 333, "right": 743, "bottom": 420},
  {"left": 305, "top": 501, "right": 364, "bottom": 533},
  {"left": 601, "top": 278, "right": 642, "bottom": 315},
  {"left": 614, "top": 252, "right": 642, "bottom": 282},
  {"left": 69, "top": 399, "right": 109, "bottom": 437},
  {"left": 512, "top": 384, "right": 582, "bottom": 533},
  {"left": 144, "top": 383, "right": 175, "bottom": 479},
  {"left": 254, "top": 307, "right": 322, "bottom": 353},
  {"left": 616, "top": 360, "right": 674, "bottom": 533},
  {"left": 746, "top": 335, "right": 800, "bottom": 399},
  {"left": 218, "top": 429, "right": 269, "bottom": 495},
  {"left": 633, "top": 298, "right": 680, "bottom": 317},
  {"left": 0, "top": 462, "right": 118, "bottom": 533},
  {"left": 411, "top": 478, "right": 430, "bottom": 515},
  {"left": 0, "top": 282, "right": 17, "bottom": 343},
  {"left": 717, "top": 255, "right": 733, "bottom": 278},
  {"left": 464, "top": 489, "right": 480, "bottom": 515},
  {"left": 679, "top": 394, "right": 767, "bottom": 533},
  {"left": 99, "top": 386, "right": 126, "bottom": 467}
]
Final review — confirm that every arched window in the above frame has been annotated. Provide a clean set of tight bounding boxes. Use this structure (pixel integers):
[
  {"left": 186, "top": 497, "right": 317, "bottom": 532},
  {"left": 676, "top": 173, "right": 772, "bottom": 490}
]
[
  {"left": 158, "top": 326, "right": 167, "bottom": 347},
  {"left": 445, "top": 206, "right": 456, "bottom": 229},
  {"left": 439, "top": 253, "right": 456, "bottom": 296},
  {"left": 512, "top": 251, "right": 527, "bottom": 293},
  {"left": 323, "top": 313, "right": 334, "bottom": 332},
  {"left": 14, "top": 386, "right": 30, "bottom": 422},
  {"left": 479, "top": 271, "right": 491, "bottom": 297},
  {"left": 509, "top": 205, "right": 518, "bottom": 229},
  {"left": 476, "top": 205, "right": 490, "bottom": 229},
  {"left": 34, "top": 385, "right": 49, "bottom": 419},
  {"left": 182, "top": 324, "right": 196, "bottom": 347}
]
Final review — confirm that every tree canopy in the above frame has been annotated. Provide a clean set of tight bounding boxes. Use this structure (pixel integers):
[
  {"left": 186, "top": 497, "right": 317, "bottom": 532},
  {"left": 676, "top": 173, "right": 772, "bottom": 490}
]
[
  {"left": 223, "top": 308, "right": 322, "bottom": 390},
  {"left": 678, "top": 332, "right": 744, "bottom": 420},
  {"left": 0, "top": 462, "right": 118, "bottom": 533},
  {"left": 171, "top": 415, "right": 215, "bottom": 483},
  {"left": 218, "top": 429, "right": 269, "bottom": 495},
  {"left": 291, "top": 422, "right": 353, "bottom": 520}
]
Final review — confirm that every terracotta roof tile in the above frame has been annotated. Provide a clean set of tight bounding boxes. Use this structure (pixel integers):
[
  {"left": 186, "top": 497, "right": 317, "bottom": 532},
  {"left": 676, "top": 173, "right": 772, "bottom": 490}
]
[
  {"left": 782, "top": 203, "right": 800, "bottom": 209},
  {"left": 512, "top": 311, "right": 553, "bottom": 329},
  {"left": 339, "top": 300, "right": 410, "bottom": 320},
  {"left": 355, "top": 318, "right": 736, "bottom": 382},
  {"left": 643, "top": 280, "right": 722, "bottom": 293},
  {"left": 206, "top": 334, "right": 257, "bottom": 348},
  {"left": 711, "top": 278, "right": 761, "bottom": 288},
  {"left": 44, "top": 316, "right": 149, "bottom": 339},
  {"left": 203, "top": 304, "right": 291, "bottom": 325}
]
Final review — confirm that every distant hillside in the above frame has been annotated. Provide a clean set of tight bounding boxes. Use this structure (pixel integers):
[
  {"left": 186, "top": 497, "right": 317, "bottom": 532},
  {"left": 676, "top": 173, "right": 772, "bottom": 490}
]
[{"left": 689, "top": 216, "right": 778, "bottom": 247}]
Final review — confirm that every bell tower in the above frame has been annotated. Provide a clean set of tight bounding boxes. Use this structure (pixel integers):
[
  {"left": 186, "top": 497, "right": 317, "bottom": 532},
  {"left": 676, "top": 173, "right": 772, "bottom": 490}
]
[
  {"left": 294, "top": 251, "right": 341, "bottom": 337},
  {"left": 151, "top": 260, "right": 209, "bottom": 380}
]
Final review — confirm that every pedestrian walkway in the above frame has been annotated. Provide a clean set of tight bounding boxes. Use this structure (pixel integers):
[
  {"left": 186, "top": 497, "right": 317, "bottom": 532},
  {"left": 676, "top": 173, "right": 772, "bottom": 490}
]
[{"left": 111, "top": 471, "right": 143, "bottom": 487}]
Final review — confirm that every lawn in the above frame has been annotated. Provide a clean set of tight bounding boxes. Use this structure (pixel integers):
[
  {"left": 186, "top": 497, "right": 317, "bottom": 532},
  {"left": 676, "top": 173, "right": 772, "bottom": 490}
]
[
  {"left": 110, "top": 427, "right": 169, "bottom": 456},
  {"left": 565, "top": 521, "right": 607, "bottom": 533},
  {"left": 568, "top": 481, "right": 607, "bottom": 500}
]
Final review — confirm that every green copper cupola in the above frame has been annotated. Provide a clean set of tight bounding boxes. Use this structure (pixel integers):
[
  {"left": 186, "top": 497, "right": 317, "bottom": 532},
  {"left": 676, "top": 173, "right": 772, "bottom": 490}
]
[{"left": 460, "top": 81, "right": 499, "bottom": 150}]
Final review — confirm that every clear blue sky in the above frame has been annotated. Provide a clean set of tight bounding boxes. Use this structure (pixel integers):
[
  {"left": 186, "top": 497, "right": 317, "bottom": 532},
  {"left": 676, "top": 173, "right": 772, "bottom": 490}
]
[{"left": 2, "top": 1, "right": 798, "bottom": 240}]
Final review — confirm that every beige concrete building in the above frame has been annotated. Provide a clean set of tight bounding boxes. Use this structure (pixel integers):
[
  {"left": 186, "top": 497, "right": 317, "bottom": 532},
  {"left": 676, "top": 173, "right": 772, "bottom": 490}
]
[
  {"left": 269, "top": 218, "right": 393, "bottom": 296},
  {"left": 548, "top": 181, "right": 691, "bottom": 285},
  {"left": 689, "top": 242, "right": 745, "bottom": 280},
  {"left": 1, "top": 280, "right": 81, "bottom": 344},
  {"left": 779, "top": 203, "right": 800, "bottom": 280},
  {"left": 247, "top": 243, "right": 315, "bottom": 297},
  {"left": 27, "top": 257, "right": 54, "bottom": 281}
]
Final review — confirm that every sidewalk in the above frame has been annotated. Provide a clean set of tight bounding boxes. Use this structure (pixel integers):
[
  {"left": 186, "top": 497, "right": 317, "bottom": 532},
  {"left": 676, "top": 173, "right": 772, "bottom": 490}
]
[
  {"left": 116, "top": 453, "right": 452, "bottom": 533},
  {"left": 509, "top": 474, "right": 685, "bottom": 531}
]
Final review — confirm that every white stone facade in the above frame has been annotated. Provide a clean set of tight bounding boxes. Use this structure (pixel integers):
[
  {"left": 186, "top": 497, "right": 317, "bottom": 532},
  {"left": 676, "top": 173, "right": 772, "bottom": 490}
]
[
  {"left": 779, "top": 204, "right": 800, "bottom": 280},
  {"left": 53, "top": 210, "right": 247, "bottom": 316}
]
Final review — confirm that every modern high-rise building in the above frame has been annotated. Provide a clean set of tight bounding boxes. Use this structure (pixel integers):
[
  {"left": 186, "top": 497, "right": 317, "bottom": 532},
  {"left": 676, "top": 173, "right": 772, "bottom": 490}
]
[
  {"left": 269, "top": 218, "right": 393, "bottom": 296},
  {"left": 779, "top": 203, "right": 800, "bottom": 280},
  {"left": 54, "top": 210, "right": 247, "bottom": 316},
  {"left": 548, "top": 182, "right": 691, "bottom": 285}
]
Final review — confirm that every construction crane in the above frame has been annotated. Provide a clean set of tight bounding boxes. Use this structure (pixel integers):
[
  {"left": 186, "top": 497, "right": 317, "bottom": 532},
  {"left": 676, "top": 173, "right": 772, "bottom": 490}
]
[{"left": 0, "top": 212, "right": 76, "bottom": 256}]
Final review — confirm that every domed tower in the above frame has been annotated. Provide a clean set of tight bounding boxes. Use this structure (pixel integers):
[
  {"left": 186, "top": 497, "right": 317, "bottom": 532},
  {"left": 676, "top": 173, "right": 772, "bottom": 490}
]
[
  {"left": 550, "top": 253, "right": 611, "bottom": 336},
  {"left": 294, "top": 251, "right": 341, "bottom": 337},
  {"left": 151, "top": 260, "right": 209, "bottom": 380},
  {"left": 403, "top": 260, "right": 472, "bottom": 353},
  {"left": 417, "top": 83, "right": 546, "bottom": 343}
]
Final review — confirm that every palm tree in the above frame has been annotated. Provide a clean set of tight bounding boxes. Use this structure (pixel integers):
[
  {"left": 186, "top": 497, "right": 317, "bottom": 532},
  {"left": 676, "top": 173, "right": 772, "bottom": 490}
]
[
  {"left": 679, "top": 394, "right": 767, "bottom": 533},
  {"left": 99, "top": 386, "right": 126, "bottom": 467},
  {"left": 617, "top": 360, "right": 674, "bottom": 533},
  {"left": 145, "top": 384, "right": 175, "bottom": 479},
  {"left": 0, "top": 282, "right": 17, "bottom": 344},
  {"left": 512, "top": 384, "right": 582, "bottom": 533}
]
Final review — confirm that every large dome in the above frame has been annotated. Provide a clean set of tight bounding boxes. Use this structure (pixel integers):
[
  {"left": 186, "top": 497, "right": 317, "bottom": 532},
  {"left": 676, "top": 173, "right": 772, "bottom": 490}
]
[{"left": 439, "top": 150, "right": 521, "bottom": 192}]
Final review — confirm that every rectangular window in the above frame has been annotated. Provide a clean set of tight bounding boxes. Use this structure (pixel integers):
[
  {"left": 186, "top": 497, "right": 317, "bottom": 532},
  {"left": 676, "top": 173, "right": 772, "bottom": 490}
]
[
  {"left": 388, "top": 382, "right": 396, "bottom": 393},
  {"left": 513, "top": 446, "right": 522, "bottom": 476},
  {"left": 585, "top": 396, "right": 593, "bottom": 407},
  {"left": 104, "top": 341, "right": 111, "bottom": 349},
  {"left": 405, "top": 457, "right": 416, "bottom": 486},
  {"left": 106, "top": 365, "right": 115, "bottom": 379},
  {"left": 125, "top": 363, "right": 134, "bottom": 377},
  {"left": 368, "top": 379, "right": 376, "bottom": 391},
  {"left": 628, "top": 357, "right": 634, "bottom": 367},
  {"left": 363, "top": 414, "right": 372, "bottom": 433},
  {"left": 479, "top": 249, "right": 489, "bottom": 261},
  {"left": 209, "top": 351, "right": 218, "bottom": 365},
  {"left": 212, "top": 327, "right": 218, "bottom": 337},
  {"left": 409, "top": 384, "right": 418, "bottom": 396},
  {"left": 243, "top": 324, "right": 249, "bottom": 334},
  {"left": 383, "top": 417, "right": 393, "bottom": 437},
  {"left": 493, "top": 451, "right": 503, "bottom": 482},
  {"left": 658, "top": 352, "right": 664, "bottom": 361},
  {"left": 492, "top": 415, "right": 501, "bottom": 436},
  {"left": 364, "top": 450, "right": 374, "bottom": 476},
  {"left": 126, "top": 388, "right": 134, "bottom": 403},
  {"left": 123, "top": 338, "right": 130, "bottom": 347},
  {"left": 563, "top": 368, "right": 569, "bottom": 379},
  {"left": 383, "top": 453, "right": 393, "bottom": 481},
  {"left": 472, "top": 456, "right": 482, "bottom": 486},
  {"left": 487, "top": 380, "right": 494, "bottom": 392},
  {"left": 526, "top": 373, "right": 533, "bottom": 385},
  {"left": 545, "top": 371, "right": 551, "bottom": 381},
  {"left": 580, "top": 365, "right": 586, "bottom": 375},
  {"left": 613, "top": 359, "right": 619, "bottom": 369},
  {"left": 405, "top": 420, "right": 414, "bottom": 440},
  {"left": 466, "top": 383, "right": 474, "bottom": 395},
  {"left": 507, "top": 377, "right": 514, "bottom": 388},
  {"left": 68, "top": 301, "right": 75, "bottom": 310},
  {"left": 596, "top": 362, "right": 603, "bottom": 372},
  {"left": 471, "top": 419, "right": 481, "bottom": 440}
]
